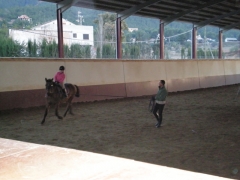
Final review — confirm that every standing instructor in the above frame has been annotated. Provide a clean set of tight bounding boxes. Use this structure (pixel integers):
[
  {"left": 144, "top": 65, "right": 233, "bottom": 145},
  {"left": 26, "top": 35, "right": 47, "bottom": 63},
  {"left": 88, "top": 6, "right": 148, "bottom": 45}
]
[{"left": 153, "top": 80, "right": 168, "bottom": 128}]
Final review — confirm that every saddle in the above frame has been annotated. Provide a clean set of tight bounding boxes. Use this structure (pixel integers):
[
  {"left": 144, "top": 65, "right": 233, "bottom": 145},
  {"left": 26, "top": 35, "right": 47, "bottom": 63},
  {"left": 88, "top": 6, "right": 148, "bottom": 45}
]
[{"left": 54, "top": 82, "right": 67, "bottom": 98}]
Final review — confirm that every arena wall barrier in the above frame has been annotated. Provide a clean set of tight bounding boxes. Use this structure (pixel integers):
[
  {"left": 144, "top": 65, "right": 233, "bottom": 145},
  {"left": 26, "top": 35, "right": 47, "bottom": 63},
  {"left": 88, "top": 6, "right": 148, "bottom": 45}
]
[
  {"left": 65, "top": 60, "right": 126, "bottom": 102},
  {"left": 166, "top": 60, "right": 200, "bottom": 92},
  {"left": 223, "top": 60, "right": 240, "bottom": 85},
  {"left": 198, "top": 60, "right": 226, "bottom": 88},
  {"left": 0, "top": 58, "right": 239, "bottom": 110},
  {"left": 123, "top": 61, "right": 166, "bottom": 97}
]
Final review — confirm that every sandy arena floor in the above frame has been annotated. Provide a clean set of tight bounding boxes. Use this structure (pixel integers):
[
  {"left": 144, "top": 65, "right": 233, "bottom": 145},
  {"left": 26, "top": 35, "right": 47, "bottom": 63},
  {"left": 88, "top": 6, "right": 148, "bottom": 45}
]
[{"left": 0, "top": 85, "right": 240, "bottom": 179}]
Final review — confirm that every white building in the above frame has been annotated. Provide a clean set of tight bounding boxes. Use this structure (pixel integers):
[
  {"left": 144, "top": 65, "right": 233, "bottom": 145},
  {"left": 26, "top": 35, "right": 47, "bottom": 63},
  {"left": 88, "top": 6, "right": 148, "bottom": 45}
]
[
  {"left": 9, "top": 19, "right": 94, "bottom": 46},
  {"left": 225, "top": 38, "right": 238, "bottom": 42},
  {"left": 18, "top": 15, "right": 32, "bottom": 23},
  {"left": 128, "top": 28, "right": 138, "bottom": 32}
]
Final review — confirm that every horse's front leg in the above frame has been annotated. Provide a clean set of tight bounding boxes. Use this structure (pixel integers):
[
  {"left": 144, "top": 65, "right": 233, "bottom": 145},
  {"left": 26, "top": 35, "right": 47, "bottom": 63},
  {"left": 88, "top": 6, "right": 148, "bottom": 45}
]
[
  {"left": 41, "top": 105, "right": 50, "bottom": 125},
  {"left": 63, "top": 102, "right": 71, "bottom": 117},
  {"left": 55, "top": 103, "right": 63, "bottom": 119}
]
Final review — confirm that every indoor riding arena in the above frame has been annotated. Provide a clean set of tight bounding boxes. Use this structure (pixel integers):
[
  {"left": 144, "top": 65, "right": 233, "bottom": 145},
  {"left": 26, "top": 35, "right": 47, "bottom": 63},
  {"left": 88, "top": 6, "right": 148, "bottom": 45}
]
[{"left": 0, "top": 58, "right": 240, "bottom": 179}]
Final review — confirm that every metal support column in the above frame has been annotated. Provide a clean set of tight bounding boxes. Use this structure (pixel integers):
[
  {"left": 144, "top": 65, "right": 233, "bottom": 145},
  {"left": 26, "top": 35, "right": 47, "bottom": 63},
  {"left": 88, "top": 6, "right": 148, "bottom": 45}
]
[
  {"left": 218, "top": 30, "right": 223, "bottom": 59},
  {"left": 116, "top": 17, "right": 122, "bottom": 59},
  {"left": 192, "top": 26, "right": 197, "bottom": 59},
  {"left": 57, "top": 9, "right": 64, "bottom": 58},
  {"left": 160, "top": 20, "right": 164, "bottom": 59}
]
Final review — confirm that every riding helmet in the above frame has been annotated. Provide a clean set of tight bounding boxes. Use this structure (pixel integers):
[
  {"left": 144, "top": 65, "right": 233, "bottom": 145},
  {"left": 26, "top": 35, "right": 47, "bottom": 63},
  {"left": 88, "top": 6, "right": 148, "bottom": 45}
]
[{"left": 59, "top": 66, "right": 65, "bottom": 71}]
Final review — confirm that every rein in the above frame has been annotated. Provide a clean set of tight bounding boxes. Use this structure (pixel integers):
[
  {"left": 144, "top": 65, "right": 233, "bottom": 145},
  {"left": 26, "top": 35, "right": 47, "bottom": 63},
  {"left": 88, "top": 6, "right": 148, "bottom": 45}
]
[{"left": 79, "top": 93, "right": 127, "bottom": 98}]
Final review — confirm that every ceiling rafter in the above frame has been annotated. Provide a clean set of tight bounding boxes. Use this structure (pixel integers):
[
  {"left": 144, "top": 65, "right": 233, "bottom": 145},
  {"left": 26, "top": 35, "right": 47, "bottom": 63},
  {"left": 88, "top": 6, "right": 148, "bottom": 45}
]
[
  {"left": 162, "top": 0, "right": 227, "bottom": 26},
  {"left": 41, "top": 0, "right": 240, "bottom": 31},
  {"left": 196, "top": 9, "right": 240, "bottom": 29},
  {"left": 57, "top": 0, "right": 78, "bottom": 13},
  {"left": 221, "top": 21, "right": 240, "bottom": 32},
  {"left": 117, "top": 0, "right": 163, "bottom": 20}
]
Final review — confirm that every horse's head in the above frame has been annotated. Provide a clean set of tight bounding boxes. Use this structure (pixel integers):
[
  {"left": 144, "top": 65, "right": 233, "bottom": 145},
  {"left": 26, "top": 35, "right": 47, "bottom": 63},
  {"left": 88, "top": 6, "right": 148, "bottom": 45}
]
[{"left": 45, "top": 78, "right": 54, "bottom": 91}]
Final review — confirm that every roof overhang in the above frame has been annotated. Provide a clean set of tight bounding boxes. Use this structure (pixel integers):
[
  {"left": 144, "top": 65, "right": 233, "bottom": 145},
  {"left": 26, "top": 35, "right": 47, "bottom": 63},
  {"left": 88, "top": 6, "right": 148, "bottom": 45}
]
[{"left": 40, "top": 0, "right": 240, "bottom": 31}]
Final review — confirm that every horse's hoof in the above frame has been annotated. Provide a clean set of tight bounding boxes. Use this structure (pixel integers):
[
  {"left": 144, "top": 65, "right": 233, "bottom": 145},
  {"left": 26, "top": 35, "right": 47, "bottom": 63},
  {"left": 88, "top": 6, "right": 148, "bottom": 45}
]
[{"left": 58, "top": 116, "right": 63, "bottom": 120}]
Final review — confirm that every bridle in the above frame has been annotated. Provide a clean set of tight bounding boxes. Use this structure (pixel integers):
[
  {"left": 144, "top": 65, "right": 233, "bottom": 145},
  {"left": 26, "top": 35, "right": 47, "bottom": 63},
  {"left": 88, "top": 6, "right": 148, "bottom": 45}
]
[{"left": 45, "top": 80, "right": 55, "bottom": 94}]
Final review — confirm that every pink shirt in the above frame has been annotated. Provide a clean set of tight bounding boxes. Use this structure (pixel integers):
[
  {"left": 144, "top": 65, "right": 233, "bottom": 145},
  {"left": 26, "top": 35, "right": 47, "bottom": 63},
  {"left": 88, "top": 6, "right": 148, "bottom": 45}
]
[{"left": 54, "top": 72, "right": 65, "bottom": 83}]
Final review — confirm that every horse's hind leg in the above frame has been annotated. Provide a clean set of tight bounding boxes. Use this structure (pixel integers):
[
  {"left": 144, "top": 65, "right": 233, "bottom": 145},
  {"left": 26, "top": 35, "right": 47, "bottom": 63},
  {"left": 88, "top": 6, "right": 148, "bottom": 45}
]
[
  {"left": 55, "top": 103, "right": 63, "bottom": 119},
  {"left": 64, "top": 97, "right": 74, "bottom": 117},
  {"left": 67, "top": 103, "right": 74, "bottom": 115},
  {"left": 41, "top": 105, "right": 50, "bottom": 125},
  {"left": 69, "top": 104, "right": 74, "bottom": 115}
]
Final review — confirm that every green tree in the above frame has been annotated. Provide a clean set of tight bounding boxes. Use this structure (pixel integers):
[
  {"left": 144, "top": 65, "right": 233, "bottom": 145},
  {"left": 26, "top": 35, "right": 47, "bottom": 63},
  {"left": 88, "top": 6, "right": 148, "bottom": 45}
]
[
  {"left": 96, "top": 47, "right": 101, "bottom": 58},
  {"left": 12, "top": 19, "right": 32, "bottom": 30},
  {"left": 138, "top": 42, "right": 151, "bottom": 59},
  {"left": 152, "top": 44, "right": 159, "bottom": 59},
  {"left": 197, "top": 48, "right": 204, "bottom": 59},
  {"left": 48, "top": 40, "right": 58, "bottom": 57},
  {"left": 84, "top": 45, "right": 91, "bottom": 58},
  {"left": 39, "top": 38, "right": 50, "bottom": 57},
  {"left": 133, "top": 30, "right": 149, "bottom": 41},
  {"left": 0, "top": 36, "right": 24, "bottom": 57},
  {"left": 187, "top": 47, "right": 191, "bottom": 59},
  {"left": 130, "top": 44, "right": 140, "bottom": 59},
  {"left": 0, "top": 21, "right": 8, "bottom": 37},
  {"left": 94, "top": 12, "right": 128, "bottom": 58},
  {"left": 27, "top": 39, "right": 38, "bottom": 57},
  {"left": 70, "top": 44, "right": 83, "bottom": 58},
  {"left": 102, "top": 44, "right": 115, "bottom": 58},
  {"left": 64, "top": 44, "right": 70, "bottom": 58}
]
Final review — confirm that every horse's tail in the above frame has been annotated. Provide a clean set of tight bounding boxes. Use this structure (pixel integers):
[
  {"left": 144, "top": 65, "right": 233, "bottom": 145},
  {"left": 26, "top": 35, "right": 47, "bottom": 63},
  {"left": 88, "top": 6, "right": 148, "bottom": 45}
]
[{"left": 75, "top": 85, "right": 80, "bottom": 97}]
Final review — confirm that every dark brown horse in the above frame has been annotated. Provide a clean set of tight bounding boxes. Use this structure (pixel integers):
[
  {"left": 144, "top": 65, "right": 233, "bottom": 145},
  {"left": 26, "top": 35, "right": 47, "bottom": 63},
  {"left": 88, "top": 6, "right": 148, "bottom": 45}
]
[{"left": 41, "top": 78, "right": 80, "bottom": 125}]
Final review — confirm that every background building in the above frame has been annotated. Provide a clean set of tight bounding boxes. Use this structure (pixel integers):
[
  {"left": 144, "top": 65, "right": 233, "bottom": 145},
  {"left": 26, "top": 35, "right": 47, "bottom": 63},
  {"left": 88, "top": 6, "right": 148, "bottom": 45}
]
[
  {"left": 17, "top": 15, "right": 32, "bottom": 23},
  {"left": 9, "top": 19, "right": 94, "bottom": 46}
]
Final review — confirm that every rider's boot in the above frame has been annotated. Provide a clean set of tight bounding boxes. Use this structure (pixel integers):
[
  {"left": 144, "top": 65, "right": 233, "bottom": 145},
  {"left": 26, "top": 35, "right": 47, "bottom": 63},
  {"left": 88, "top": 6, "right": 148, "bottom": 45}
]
[{"left": 62, "top": 89, "right": 67, "bottom": 97}]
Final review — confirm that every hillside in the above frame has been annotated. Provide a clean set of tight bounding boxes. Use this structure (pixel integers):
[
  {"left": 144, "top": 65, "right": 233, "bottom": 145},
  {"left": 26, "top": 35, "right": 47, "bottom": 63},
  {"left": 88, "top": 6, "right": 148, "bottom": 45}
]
[
  {"left": 0, "top": 0, "right": 39, "bottom": 8},
  {"left": 0, "top": 0, "right": 239, "bottom": 40},
  {"left": 0, "top": 0, "right": 186, "bottom": 30}
]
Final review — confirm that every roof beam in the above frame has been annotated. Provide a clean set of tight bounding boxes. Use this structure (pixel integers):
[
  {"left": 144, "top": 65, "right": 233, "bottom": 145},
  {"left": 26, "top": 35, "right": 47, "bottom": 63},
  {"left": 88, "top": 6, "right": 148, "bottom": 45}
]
[
  {"left": 118, "top": 0, "right": 163, "bottom": 20},
  {"left": 73, "top": 1, "right": 117, "bottom": 12},
  {"left": 196, "top": 9, "right": 240, "bottom": 29},
  {"left": 162, "top": 0, "right": 226, "bottom": 26},
  {"left": 57, "top": 0, "right": 79, "bottom": 13},
  {"left": 221, "top": 21, "right": 240, "bottom": 32}
]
